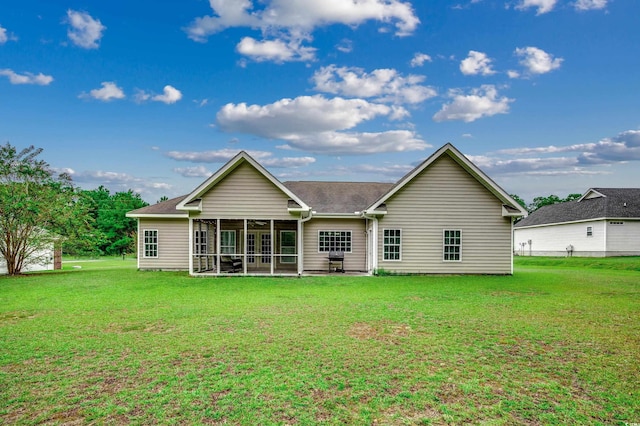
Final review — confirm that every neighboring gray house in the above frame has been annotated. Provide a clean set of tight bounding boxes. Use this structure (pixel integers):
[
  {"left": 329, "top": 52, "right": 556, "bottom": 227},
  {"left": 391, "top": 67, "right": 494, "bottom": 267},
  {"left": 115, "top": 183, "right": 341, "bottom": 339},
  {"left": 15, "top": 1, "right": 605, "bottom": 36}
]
[
  {"left": 514, "top": 188, "right": 640, "bottom": 257},
  {"left": 127, "top": 143, "right": 527, "bottom": 276}
]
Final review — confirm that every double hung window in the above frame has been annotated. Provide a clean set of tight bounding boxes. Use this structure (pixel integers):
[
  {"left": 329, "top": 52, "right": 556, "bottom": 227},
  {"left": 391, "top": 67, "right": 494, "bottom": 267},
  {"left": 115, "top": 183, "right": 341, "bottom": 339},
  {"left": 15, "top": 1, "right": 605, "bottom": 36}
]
[
  {"left": 383, "top": 229, "right": 401, "bottom": 261},
  {"left": 144, "top": 230, "right": 158, "bottom": 258},
  {"left": 443, "top": 229, "right": 461, "bottom": 261}
]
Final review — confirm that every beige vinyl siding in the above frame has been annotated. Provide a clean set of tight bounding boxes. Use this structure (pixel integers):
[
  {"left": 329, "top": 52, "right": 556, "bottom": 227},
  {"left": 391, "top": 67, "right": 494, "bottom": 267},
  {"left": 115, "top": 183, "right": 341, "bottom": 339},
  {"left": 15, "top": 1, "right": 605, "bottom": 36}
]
[
  {"left": 138, "top": 218, "right": 189, "bottom": 270},
  {"left": 303, "top": 218, "right": 367, "bottom": 272},
  {"left": 196, "top": 161, "right": 293, "bottom": 219},
  {"left": 377, "top": 153, "right": 513, "bottom": 274}
]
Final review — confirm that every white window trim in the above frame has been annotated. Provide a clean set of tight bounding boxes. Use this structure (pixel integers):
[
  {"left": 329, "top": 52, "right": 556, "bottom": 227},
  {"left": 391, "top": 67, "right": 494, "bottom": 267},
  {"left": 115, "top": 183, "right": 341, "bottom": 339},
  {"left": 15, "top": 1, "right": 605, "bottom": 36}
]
[
  {"left": 280, "top": 230, "right": 297, "bottom": 264},
  {"left": 317, "top": 230, "right": 353, "bottom": 253},
  {"left": 143, "top": 229, "right": 159, "bottom": 259},
  {"left": 586, "top": 226, "right": 593, "bottom": 237},
  {"left": 383, "top": 228, "right": 402, "bottom": 261},
  {"left": 443, "top": 229, "right": 462, "bottom": 262}
]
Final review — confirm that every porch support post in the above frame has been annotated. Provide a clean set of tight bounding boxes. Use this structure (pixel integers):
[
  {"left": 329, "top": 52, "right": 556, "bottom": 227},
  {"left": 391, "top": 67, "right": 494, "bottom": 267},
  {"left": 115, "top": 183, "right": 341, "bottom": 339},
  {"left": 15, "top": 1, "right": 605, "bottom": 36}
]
[
  {"left": 297, "top": 219, "right": 303, "bottom": 275},
  {"left": 243, "top": 219, "right": 248, "bottom": 274},
  {"left": 270, "top": 219, "right": 274, "bottom": 275},
  {"left": 216, "top": 218, "right": 221, "bottom": 276},
  {"left": 371, "top": 217, "right": 379, "bottom": 273},
  {"left": 188, "top": 218, "right": 193, "bottom": 275}
]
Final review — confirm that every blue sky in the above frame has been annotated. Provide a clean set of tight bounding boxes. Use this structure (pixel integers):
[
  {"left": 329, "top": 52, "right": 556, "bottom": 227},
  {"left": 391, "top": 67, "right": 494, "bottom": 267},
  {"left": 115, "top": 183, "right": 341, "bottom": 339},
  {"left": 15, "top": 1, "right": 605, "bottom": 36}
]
[{"left": 1, "top": 0, "right": 639, "bottom": 204}]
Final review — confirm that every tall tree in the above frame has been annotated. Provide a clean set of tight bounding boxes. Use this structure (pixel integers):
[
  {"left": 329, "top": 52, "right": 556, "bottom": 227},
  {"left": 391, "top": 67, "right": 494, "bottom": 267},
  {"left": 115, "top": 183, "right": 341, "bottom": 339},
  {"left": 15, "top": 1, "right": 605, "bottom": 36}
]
[
  {"left": 509, "top": 194, "right": 527, "bottom": 210},
  {"left": 528, "top": 194, "right": 563, "bottom": 212},
  {"left": 78, "top": 187, "right": 147, "bottom": 255},
  {"left": 0, "top": 143, "right": 91, "bottom": 275}
]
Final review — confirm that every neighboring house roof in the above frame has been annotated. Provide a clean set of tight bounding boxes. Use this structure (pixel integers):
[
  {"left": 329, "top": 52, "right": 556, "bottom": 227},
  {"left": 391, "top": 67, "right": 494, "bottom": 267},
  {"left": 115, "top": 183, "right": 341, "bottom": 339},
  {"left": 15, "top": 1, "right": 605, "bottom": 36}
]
[
  {"left": 515, "top": 187, "right": 640, "bottom": 228},
  {"left": 365, "top": 143, "right": 527, "bottom": 217},
  {"left": 126, "top": 195, "right": 189, "bottom": 218},
  {"left": 283, "top": 181, "right": 393, "bottom": 215}
]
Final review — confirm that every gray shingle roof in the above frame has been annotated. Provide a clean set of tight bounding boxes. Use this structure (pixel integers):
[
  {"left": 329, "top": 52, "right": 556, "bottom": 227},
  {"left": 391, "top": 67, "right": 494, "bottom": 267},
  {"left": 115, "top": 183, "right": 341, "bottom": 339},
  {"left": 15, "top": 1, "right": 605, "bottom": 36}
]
[
  {"left": 283, "top": 181, "right": 393, "bottom": 214},
  {"left": 127, "top": 195, "right": 188, "bottom": 216},
  {"left": 515, "top": 188, "right": 640, "bottom": 227}
]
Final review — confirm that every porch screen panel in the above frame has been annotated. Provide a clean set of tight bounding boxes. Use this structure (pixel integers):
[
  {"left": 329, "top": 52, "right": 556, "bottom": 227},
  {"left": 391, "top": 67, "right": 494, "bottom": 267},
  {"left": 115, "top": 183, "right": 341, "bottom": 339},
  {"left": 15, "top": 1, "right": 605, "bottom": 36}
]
[
  {"left": 246, "top": 233, "right": 256, "bottom": 263},
  {"left": 221, "top": 230, "right": 236, "bottom": 254},
  {"left": 280, "top": 230, "right": 296, "bottom": 263},
  {"left": 261, "top": 234, "right": 272, "bottom": 263},
  {"left": 194, "top": 230, "right": 207, "bottom": 254}
]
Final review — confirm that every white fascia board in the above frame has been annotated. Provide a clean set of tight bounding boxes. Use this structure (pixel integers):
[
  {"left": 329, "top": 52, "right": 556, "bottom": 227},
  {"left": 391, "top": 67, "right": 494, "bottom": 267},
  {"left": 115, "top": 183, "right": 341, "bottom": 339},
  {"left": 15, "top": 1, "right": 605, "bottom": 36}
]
[
  {"left": 311, "top": 213, "right": 364, "bottom": 219},
  {"left": 125, "top": 213, "right": 189, "bottom": 219},
  {"left": 515, "top": 217, "right": 606, "bottom": 229}
]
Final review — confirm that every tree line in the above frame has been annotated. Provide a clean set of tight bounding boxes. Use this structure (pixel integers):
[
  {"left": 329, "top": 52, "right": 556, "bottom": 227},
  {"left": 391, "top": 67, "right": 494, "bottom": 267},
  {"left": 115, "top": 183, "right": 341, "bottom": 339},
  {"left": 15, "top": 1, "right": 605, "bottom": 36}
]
[{"left": 510, "top": 193, "right": 582, "bottom": 213}]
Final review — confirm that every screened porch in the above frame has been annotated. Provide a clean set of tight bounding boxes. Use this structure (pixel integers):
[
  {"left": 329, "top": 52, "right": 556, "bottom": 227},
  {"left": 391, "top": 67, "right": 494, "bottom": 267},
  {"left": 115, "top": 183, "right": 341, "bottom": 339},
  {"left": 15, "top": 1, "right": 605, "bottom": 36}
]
[{"left": 191, "top": 218, "right": 299, "bottom": 275}]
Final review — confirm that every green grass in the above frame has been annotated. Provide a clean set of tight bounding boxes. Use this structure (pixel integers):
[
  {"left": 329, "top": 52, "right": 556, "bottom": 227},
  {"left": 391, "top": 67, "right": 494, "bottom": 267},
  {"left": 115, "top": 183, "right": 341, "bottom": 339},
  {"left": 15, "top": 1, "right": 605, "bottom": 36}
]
[{"left": 1, "top": 258, "right": 638, "bottom": 424}]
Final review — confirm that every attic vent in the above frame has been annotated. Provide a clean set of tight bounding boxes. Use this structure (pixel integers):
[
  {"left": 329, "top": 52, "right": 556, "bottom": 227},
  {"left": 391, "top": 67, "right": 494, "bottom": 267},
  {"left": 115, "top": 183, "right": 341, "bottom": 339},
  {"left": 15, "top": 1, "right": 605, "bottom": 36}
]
[{"left": 609, "top": 221, "right": 624, "bottom": 225}]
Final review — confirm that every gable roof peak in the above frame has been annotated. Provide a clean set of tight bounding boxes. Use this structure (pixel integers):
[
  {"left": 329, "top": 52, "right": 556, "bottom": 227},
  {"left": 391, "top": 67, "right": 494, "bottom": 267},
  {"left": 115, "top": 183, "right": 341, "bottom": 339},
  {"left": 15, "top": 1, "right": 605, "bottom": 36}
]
[
  {"left": 176, "top": 149, "right": 309, "bottom": 211},
  {"left": 364, "top": 143, "right": 527, "bottom": 217}
]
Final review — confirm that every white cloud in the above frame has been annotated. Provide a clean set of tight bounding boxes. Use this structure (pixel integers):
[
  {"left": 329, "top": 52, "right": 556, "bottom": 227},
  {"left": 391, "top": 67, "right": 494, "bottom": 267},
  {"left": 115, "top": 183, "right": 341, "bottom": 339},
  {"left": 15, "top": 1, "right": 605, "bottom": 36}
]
[
  {"left": 515, "top": 46, "right": 563, "bottom": 74},
  {"left": 410, "top": 52, "right": 432, "bottom": 67},
  {"left": 507, "top": 70, "right": 521, "bottom": 79},
  {"left": 460, "top": 50, "right": 496, "bottom": 76},
  {"left": 574, "top": 0, "right": 608, "bottom": 10},
  {"left": 167, "top": 148, "right": 272, "bottom": 163},
  {"left": 217, "top": 95, "right": 403, "bottom": 138},
  {"left": 0, "top": 69, "right": 53, "bottom": 85},
  {"left": 485, "top": 130, "right": 640, "bottom": 176},
  {"left": 515, "top": 0, "right": 557, "bottom": 14},
  {"left": 577, "top": 130, "right": 640, "bottom": 164},
  {"left": 174, "top": 166, "right": 213, "bottom": 178},
  {"left": 433, "top": 85, "right": 513, "bottom": 123},
  {"left": 0, "top": 25, "right": 18, "bottom": 44},
  {"left": 66, "top": 10, "right": 106, "bottom": 49},
  {"left": 215, "top": 94, "right": 426, "bottom": 154},
  {"left": 152, "top": 85, "right": 183, "bottom": 104},
  {"left": 469, "top": 155, "right": 581, "bottom": 174},
  {"left": 70, "top": 169, "right": 172, "bottom": 192},
  {"left": 80, "top": 81, "right": 125, "bottom": 101},
  {"left": 311, "top": 65, "right": 437, "bottom": 105},
  {"left": 276, "top": 130, "right": 428, "bottom": 154},
  {"left": 169, "top": 149, "right": 316, "bottom": 174},
  {"left": 185, "top": 0, "right": 420, "bottom": 42},
  {"left": 336, "top": 39, "right": 353, "bottom": 53},
  {"left": 236, "top": 37, "right": 316, "bottom": 62}
]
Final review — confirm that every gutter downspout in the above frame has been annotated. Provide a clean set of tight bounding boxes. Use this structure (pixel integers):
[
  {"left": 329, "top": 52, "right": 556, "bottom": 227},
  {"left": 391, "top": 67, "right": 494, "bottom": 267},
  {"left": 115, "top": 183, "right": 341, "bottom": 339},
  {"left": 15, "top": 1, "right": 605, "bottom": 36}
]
[
  {"left": 361, "top": 212, "right": 378, "bottom": 275},
  {"left": 188, "top": 217, "right": 194, "bottom": 276},
  {"left": 298, "top": 209, "right": 314, "bottom": 275}
]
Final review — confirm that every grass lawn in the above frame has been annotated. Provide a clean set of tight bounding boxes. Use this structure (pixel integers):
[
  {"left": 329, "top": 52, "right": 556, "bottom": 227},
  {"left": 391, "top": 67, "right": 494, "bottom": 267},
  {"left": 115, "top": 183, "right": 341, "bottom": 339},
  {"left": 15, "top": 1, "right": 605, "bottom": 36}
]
[{"left": 1, "top": 257, "right": 638, "bottom": 424}]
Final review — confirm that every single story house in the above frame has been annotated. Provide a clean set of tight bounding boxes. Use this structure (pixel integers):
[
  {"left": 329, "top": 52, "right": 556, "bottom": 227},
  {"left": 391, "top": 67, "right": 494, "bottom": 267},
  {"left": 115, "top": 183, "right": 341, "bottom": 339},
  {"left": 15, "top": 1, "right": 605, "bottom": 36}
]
[
  {"left": 126, "top": 143, "right": 527, "bottom": 276},
  {"left": 514, "top": 188, "right": 640, "bottom": 257}
]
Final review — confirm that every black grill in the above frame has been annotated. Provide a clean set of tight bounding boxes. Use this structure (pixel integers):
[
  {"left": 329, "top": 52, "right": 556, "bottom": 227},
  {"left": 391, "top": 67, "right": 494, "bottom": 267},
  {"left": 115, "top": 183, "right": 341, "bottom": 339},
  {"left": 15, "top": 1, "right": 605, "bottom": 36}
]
[{"left": 328, "top": 251, "right": 345, "bottom": 273}]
